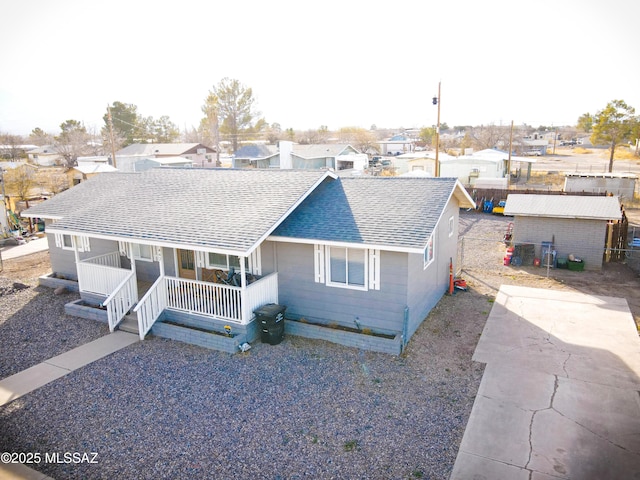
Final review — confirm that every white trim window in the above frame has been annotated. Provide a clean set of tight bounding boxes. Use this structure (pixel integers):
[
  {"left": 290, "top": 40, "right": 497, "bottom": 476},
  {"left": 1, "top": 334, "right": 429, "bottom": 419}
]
[
  {"left": 55, "top": 234, "right": 90, "bottom": 252},
  {"left": 314, "top": 245, "right": 380, "bottom": 291},
  {"left": 424, "top": 234, "right": 435, "bottom": 269},
  {"left": 206, "top": 252, "right": 249, "bottom": 272},
  {"left": 449, "top": 216, "right": 455, "bottom": 237},
  {"left": 61, "top": 234, "right": 74, "bottom": 250},
  {"left": 131, "top": 243, "right": 153, "bottom": 262}
]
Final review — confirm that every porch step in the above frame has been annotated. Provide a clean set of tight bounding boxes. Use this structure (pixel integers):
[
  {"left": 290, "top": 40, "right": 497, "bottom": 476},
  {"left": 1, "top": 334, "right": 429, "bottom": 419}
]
[{"left": 118, "top": 312, "right": 139, "bottom": 335}]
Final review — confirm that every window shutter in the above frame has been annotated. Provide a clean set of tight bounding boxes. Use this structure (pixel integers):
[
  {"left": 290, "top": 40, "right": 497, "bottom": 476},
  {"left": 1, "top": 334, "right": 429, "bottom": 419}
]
[
  {"left": 54, "top": 233, "right": 63, "bottom": 248},
  {"left": 314, "top": 244, "right": 325, "bottom": 283},
  {"left": 369, "top": 249, "right": 381, "bottom": 290},
  {"left": 195, "top": 251, "right": 206, "bottom": 268},
  {"left": 250, "top": 246, "right": 262, "bottom": 276},
  {"left": 118, "top": 241, "right": 130, "bottom": 258},
  {"left": 75, "top": 236, "right": 90, "bottom": 253}
]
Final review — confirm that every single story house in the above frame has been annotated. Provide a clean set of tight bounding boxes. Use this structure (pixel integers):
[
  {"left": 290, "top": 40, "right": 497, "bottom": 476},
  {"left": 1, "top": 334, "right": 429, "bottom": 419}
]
[
  {"left": 23, "top": 169, "right": 475, "bottom": 355},
  {"left": 233, "top": 142, "right": 365, "bottom": 171},
  {"left": 114, "top": 143, "right": 216, "bottom": 171},
  {"left": 377, "top": 134, "right": 415, "bottom": 155},
  {"left": 68, "top": 163, "right": 118, "bottom": 187},
  {"left": 503, "top": 194, "right": 622, "bottom": 270},
  {"left": 564, "top": 173, "right": 638, "bottom": 201},
  {"left": 232, "top": 144, "right": 279, "bottom": 168},
  {"left": 77, "top": 156, "right": 111, "bottom": 165},
  {"left": 26, "top": 146, "right": 65, "bottom": 166},
  {"left": 440, "top": 149, "right": 534, "bottom": 184},
  {"left": 133, "top": 156, "right": 193, "bottom": 172},
  {"left": 395, "top": 151, "right": 455, "bottom": 176}
]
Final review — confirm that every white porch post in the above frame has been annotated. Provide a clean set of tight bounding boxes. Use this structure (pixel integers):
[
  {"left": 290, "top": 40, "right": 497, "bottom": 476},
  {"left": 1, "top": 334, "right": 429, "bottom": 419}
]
[
  {"left": 158, "top": 247, "right": 165, "bottom": 276},
  {"left": 240, "top": 258, "right": 248, "bottom": 322}
]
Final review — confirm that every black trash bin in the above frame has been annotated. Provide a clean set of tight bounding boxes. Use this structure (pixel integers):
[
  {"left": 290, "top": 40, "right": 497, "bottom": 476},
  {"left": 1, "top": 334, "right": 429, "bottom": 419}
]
[{"left": 254, "top": 303, "right": 286, "bottom": 345}]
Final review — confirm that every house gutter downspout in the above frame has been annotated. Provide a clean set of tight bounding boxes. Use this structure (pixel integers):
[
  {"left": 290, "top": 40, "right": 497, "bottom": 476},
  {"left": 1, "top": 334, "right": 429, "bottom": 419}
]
[{"left": 402, "top": 306, "right": 409, "bottom": 353}]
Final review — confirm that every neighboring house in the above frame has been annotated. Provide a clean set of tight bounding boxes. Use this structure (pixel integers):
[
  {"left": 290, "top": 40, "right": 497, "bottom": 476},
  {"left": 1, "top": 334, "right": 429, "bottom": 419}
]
[
  {"left": 77, "top": 156, "right": 110, "bottom": 165},
  {"left": 233, "top": 142, "right": 366, "bottom": 171},
  {"left": 289, "top": 143, "right": 365, "bottom": 170},
  {"left": 23, "top": 169, "right": 474, "bottom": 355},
  {"left": 0, "top": 144, "right": 38, "bottom": 160},
  {"left": 114, "top": 143, "right": 215, "bottom": 171},
  {"left": 232, "top": 144, "right": 279, "bottom": 168},
  {"left": 68, "top": 164, "right": 118, "bottom": 187},
  {"left": 27, "top": 145, "right": 65, "bottom": 166},
  {"left": 503, "top": 194, "right": 622, "bottom": 270},
  {"left": 378, "top": 134, "right": 415, "bottom": 155},
  {"left": 520, "top": 138, "right": 549, "bottom": 156},
  {"left": 133, "top": 156, "right": 193, "bottom": 172},
  {"left": 396, "top": 151, "right": 455, "bottom": 176},
  {"left": 564, "top": 173, "right": 638, "bottom": 201},
  {"left": 440, "top": 149, "right": 534, "bottom": 185}
]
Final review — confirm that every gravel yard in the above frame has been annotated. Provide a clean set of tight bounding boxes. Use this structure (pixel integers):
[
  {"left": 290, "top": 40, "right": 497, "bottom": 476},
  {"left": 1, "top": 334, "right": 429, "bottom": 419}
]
[{"left": 1, "top": 210, "right": 639, "bottom": 479}]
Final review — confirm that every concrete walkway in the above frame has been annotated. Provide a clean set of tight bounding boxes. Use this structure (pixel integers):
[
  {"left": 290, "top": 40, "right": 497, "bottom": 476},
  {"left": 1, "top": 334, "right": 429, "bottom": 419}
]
[
  {"left": 0, "top": 331, "right": 138, "bottom": 407},
  {"left": 451, "top": 285, "right": 640, "bottom": 479},
  {"left": 0, "top": 237, "right": 49, "bottom": 260},
  {"left": 0, "top": 331, "right": 138, "bottom": 479}
]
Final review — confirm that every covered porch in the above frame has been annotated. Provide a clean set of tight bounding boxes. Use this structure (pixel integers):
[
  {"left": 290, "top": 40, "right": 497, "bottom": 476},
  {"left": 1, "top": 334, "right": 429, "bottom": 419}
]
[{"left": 75, "top": 244, "right": 278, "bottom": 341}]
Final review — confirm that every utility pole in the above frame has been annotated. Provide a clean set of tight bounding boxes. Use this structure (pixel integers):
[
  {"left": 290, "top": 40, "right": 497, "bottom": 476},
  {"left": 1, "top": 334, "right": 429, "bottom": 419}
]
[
  {"left": 107, "top": 105, "right": 118, "bottom": 168},
  {"left": 507, "top": 120, "right": 514, "bottom": 186},
  {"left": 433, "top": 81, "right": 441, "bottom": 177}
]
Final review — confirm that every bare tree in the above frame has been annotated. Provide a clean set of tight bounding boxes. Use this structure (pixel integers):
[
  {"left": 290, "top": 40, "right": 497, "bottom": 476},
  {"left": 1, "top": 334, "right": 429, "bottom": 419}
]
[
  {"left": 468, "top": 124, "right": 511, "bottom": 151},
  {"left": 0, "top": 133, "right": 25, "bottom": 160},
  {"left": 54, "top": 120, "right": 92, "bottom": 167}
]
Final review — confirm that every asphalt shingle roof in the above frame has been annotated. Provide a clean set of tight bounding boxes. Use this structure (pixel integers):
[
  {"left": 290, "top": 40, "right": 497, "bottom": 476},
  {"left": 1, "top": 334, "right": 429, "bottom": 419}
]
[
  {"left": 24, "top": 169, "right": 330, "bottom": 253},
  {"left": 503, "top": 194, "right": 622, "bottom": 220},
  {"left": 116, "top": 143, "right": 206, "bottom": 156},
  {"left": 273, "top": 177, "right": 459, "bottom": 251},
  {"left": 291, "top": 144, "right": 357, "bottom": 158}
]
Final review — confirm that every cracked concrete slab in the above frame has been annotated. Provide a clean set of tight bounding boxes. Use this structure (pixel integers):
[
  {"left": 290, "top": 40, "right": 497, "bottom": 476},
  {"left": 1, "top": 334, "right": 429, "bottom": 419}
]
[{"left": 451, "top": 285, "right": 640, "bottom": 479}]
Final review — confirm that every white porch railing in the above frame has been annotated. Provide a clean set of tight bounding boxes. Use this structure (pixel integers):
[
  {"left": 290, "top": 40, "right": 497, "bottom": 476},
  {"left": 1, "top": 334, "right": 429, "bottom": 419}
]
[
  {"left": 245, "top": 272, "right": 279, "bottom": 320},
  {"left": 77, "top": 261, "right": 131, "bottom": 296},
  {"left": 103, "top": 270, "right": 138, "bottom": 332},
  {"left": 133, "top": 272, "right": 279, "bottom": 339},
  {"left": 83, "top": 251, "right": 121, "bottom": 268},
  {"left": 133, "top": 275, "right": 167, "bottom": 340}
]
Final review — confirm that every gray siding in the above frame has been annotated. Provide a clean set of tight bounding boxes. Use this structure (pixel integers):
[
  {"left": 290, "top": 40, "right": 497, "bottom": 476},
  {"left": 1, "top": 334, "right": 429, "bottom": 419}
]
[
  {"left": 512, "top": 216, "right": 605, "bottom": 270},
  {"left": 406, "top": 200, "right": 459, "bottom": 337},
  {"left": 47, "top": 234, "right": 120, "bottom": 280},
  {"left": 275, "top": 242, "right": 408, "bottom": 333}
]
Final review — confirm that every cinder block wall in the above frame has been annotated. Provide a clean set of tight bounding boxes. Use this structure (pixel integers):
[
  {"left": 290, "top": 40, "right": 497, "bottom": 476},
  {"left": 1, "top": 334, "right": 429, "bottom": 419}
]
[{"left": 513, "top": 216, "right": 606, "bottom": 270}]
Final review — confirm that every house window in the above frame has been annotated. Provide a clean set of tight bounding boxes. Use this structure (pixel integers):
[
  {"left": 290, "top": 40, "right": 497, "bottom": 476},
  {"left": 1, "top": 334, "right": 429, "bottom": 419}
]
[
  {"left": 62, "top": 234, "right": 73, "bottom": 250},
  {"left": 313, "top": 245, "right": 380, "bottom": 291},
  {"left": 207, "top": 253, "right": 248, "bottom": 271},
  {"left": 424, "top": 234, "right": 434, "bottom": 269},
  {"left": 132, "top": 244, "right": 153, "bottom": 262},
  {"left": 449, "top": 216, "right": 455, "bottom": 237}
]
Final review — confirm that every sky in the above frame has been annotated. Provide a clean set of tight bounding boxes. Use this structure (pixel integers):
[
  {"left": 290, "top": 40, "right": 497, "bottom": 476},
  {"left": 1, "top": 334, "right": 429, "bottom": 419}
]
[{"left": 1, "top": 0, "right": 639, "bottom": 137}]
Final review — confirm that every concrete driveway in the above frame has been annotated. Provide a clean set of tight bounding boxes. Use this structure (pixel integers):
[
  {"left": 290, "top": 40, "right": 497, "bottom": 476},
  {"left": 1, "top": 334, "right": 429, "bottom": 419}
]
[{"left": 451, "top": 285, "right": 640, "bottom": 479}]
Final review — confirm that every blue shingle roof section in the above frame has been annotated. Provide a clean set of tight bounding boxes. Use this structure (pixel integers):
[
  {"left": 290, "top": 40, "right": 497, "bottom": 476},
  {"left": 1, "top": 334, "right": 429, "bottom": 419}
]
[
  {"left": 24, "top": 169, "right": 330, "bottom": 254},
  {"left": 272, "top": 177, "right": 459, "bottom": 250}
]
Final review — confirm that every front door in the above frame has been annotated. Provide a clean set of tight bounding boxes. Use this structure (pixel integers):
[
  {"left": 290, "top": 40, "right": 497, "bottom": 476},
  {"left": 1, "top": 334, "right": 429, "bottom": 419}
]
[{"left": 177, "top": 249, "right": 196, "bottom": 280}]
